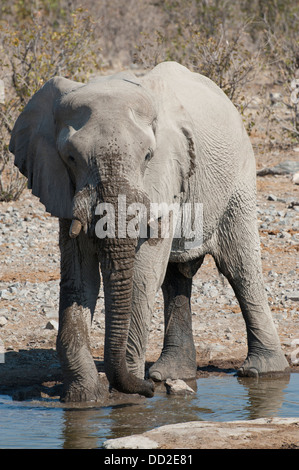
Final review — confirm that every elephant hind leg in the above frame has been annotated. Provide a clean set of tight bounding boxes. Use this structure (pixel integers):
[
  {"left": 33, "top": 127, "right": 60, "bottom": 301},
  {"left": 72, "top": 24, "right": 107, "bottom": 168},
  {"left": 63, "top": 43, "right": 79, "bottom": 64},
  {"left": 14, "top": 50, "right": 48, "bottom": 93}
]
[
  {"left": 149, "top": 261, "right": 200, "bottom": 382},
  {"left": 213, "top": 206, "right": 289, "bottom": 376}
]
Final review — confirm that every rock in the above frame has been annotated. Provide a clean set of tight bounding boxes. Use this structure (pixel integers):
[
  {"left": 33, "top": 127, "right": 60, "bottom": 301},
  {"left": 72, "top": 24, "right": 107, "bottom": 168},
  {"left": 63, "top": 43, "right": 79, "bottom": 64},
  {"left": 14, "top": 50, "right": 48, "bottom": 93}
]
[
  {"left": 8, "top": 286, "right": 18, "bottom": 295},
  {"left": 277, "top": 161, "right": 299, "bottom": 174},
  {"left": 0, "top": 290, "right": 10, "bottom": 300},
  {"left": 108, "top": 418, "right": 299, "bottom": 449},
  {"left": 0, "top": 316, "right": 8, "bottom": 327},
  {"left": 45, "top": 320, "right": 59, "bottom": 330},
  {"left": 0, "top": 308, "right": 9, "bottom": 316},
  {"left": 103, "top": 435, "right": 159, "bottom": 449},
  {"left": 279, "top": 231, "right": 291, "bottom": 239},
  {"left": 270, "top": 92, "right": 282, "bottom": 105},
  {"left": 165, "top": 379, "right": 196, "bottom": 395},
  {"left": 45, "top": 310, "right": 58, "bottom": 319},
  {"left": 0, "top": 79, "right": 4, "bottom": 104},
  {"left": 286, "top": 291, "right": 299, "bottom": 302},
  {"left": 292, "top": 172, "right": 299, "bottom": 185},
  {"left": 267, "top": 194, "right": 277, "bottom": 201},
  {"left": 257, "top": 160, "right": 299, "bottom": 176}
]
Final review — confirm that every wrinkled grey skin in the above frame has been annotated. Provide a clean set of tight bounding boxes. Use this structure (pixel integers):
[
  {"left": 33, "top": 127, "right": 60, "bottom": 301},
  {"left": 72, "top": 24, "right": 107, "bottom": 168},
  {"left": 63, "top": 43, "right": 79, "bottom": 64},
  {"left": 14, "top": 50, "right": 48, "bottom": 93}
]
[{"left": 9, "top": 62, "right": 289, "bottom": 402}]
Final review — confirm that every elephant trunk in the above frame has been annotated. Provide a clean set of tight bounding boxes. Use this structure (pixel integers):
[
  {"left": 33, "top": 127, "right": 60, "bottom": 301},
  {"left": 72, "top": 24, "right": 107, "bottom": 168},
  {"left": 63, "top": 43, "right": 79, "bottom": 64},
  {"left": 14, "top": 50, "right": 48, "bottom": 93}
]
[
  {"left": 100, "top": 238, "right": 154, "bottom": 397},
  {"left": 70, "top": 180, "right": 154, "bottom": 397}
]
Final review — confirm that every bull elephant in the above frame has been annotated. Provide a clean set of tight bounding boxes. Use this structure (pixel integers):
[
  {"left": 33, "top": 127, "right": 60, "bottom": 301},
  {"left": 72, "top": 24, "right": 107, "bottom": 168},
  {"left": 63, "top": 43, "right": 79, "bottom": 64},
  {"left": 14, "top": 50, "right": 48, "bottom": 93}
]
[{"left": 9, "top": 62, "right": 289, "bottom": 402}]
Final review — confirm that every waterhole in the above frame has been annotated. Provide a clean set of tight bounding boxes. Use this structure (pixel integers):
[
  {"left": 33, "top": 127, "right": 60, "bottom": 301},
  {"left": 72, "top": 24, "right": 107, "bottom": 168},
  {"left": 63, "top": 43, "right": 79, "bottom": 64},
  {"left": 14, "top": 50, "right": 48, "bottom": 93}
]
[{"left": 0, "top": 373, "right": 298, "bottom": 449}]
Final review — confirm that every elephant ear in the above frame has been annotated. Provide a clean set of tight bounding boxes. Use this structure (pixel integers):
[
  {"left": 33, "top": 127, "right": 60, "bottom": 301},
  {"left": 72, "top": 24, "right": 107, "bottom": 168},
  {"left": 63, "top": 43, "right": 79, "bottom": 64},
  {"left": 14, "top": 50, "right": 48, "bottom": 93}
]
[
  {"left": 9, "top": 77, "right": 83, "bottom": 219},
  {"left": 141, "top": 65, "right": 198, "bottom": 201}
]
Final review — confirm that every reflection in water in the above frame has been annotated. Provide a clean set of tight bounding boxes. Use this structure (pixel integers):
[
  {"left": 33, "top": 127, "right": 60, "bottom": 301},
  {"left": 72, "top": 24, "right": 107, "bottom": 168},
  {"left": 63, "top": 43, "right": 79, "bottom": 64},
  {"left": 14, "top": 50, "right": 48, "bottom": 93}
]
[
  {"left": 238, "top": 374, "right": 291, "bottom": 419},
  {"left": 0, "top": 372, "right": 298, "bottom": 449},
  {"left": 62, "top": 408, "right": 109, "bottom": 449}
]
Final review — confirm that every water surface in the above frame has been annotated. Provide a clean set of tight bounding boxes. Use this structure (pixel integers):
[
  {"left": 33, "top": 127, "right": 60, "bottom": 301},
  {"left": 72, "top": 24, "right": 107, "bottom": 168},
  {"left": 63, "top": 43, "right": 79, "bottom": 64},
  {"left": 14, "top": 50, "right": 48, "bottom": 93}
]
[{"left": 0, "top": 373, "right": 298, "bottom": 449}]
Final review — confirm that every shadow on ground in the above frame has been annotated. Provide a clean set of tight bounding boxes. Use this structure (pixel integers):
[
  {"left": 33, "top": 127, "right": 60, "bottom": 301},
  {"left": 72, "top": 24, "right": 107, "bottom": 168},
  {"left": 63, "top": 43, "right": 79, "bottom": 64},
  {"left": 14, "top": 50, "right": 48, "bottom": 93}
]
[{"left": 0, "top": 348, "right": 105, "bottom": 400}]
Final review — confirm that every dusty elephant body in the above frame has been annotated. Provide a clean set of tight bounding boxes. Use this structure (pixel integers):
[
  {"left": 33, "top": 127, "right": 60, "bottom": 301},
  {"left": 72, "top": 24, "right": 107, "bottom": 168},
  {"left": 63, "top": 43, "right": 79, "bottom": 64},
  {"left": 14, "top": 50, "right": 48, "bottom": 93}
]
[{"left": 9, "top": 62, "right": 289, "bottom": 402}]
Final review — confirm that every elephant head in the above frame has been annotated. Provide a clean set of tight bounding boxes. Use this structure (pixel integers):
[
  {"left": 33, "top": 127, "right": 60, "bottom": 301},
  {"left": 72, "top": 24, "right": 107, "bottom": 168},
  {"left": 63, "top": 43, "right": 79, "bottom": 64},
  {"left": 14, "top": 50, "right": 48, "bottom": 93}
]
[{"left": 9, "top": 69, "right": 196, "bottom": 398}]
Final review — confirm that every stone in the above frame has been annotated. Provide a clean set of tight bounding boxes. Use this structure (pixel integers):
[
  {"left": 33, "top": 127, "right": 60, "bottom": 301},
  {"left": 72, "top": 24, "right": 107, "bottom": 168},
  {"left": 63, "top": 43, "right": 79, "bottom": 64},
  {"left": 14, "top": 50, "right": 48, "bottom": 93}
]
[
  {"left": 277, "top": 161, "right": 299, "bottom": 174},
  {"left": 0, "top": 290, "right": 10, "bottom": 300},
  {"left": 0, "top": 79, "right": 4, "bottom": 104},
  {"left": 292, "top": 172, "right": 299, "bottom": 185},
  {"left": 45, "top": 320, "right": 59, "bottom": 330},
  {"left": 258, "top": 161, "right": 299, "bottom": 176},
  {"left": 270, "top": 92, "right": 282, "bottom": 105},
  {"left": 165, "top": 379, "right": 196, "bottom": 395},
  {"left": 118, "top": 418, "right": 299, "bottom": 449},
  {"left": 0, "top": 308, "right": 9, "bottom": 316},
  {"left": 45, "top": 310, "right": 58, "bottom": 319},
  {"left": 286, "top": 291, "right": 299, "bottom": 302},
  {"left": 0, "top": 316, "right": 8, "bottom": 327},
  {"left": 103, "top": 435, "right": 159, "bottom": 449}
]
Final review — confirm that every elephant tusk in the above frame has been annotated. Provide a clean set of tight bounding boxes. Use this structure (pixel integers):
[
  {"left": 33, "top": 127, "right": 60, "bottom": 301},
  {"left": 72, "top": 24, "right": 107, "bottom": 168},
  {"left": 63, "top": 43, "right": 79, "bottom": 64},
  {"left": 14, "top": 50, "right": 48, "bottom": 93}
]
[{"left": 69, "top": 219, "right": 82, "bottom": 238}]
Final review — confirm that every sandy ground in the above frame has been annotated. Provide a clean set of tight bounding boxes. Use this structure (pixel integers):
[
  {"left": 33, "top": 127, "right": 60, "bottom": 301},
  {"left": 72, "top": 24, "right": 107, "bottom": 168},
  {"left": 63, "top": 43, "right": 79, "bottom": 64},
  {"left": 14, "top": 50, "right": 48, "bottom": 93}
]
[{"left": 0, "top": 145, "right": 298, "bottom": 449}]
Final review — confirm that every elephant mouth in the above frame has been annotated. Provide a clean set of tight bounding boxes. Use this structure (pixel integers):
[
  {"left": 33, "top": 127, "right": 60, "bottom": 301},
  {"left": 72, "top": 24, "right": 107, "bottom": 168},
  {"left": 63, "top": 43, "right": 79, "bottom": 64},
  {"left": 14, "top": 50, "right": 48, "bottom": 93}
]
[
  {"left": 68, "top": 213, "right": 162, "bottom": 244},
  {"left": 70, "top": 183, "right": 154, "bottom": 242},
  {"left": 69, "top": 206, "right": 172, "bottom": 243},
  {"left": 69, "top": 181, "right": 180, "bottom": 246}
]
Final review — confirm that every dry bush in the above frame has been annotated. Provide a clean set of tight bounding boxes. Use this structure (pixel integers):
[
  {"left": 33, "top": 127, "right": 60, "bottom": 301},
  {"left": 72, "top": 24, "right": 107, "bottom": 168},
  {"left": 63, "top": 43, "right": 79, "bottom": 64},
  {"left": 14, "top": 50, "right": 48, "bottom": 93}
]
[
  {"left": 0, "top": 2, "right": 102, "bottom": 201},
  {"left": 237, "top": 0, "right": 299, "bottom": 146},
  {"left": 264, "top": 22, "right": 299, "bottom": 142},
  {"left": 135, "top": 23, "right": 259, "bottom": 103},
  {"left": 64, "top": 0, "right": 165, "bottom": 68},
  {"left": 134, "top": 0, "right": 299, "bottom": 145},
  {"left": 134, "top": 3, "right": 260, "bottom": 136}
]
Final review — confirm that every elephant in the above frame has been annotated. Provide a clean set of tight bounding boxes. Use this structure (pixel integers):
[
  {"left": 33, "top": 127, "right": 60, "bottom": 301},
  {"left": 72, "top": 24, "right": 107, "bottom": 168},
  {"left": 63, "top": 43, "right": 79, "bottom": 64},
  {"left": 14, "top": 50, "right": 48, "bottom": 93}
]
[{"left": 9, "top": 61, "right": 289, "bottom": 402}]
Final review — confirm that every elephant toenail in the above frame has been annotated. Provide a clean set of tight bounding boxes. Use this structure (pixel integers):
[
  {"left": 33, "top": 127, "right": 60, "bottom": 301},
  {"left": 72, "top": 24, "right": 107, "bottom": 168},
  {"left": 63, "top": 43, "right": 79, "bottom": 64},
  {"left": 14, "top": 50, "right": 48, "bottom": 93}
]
[
  {"left": 149, "top": 371, "right": 162, "bottom": 382},
  {"left": 237, "top": 367, "right": 259, "bottom": 377},
  {"left": 247, "top": 367, "right": 259, "bottom": 377}
]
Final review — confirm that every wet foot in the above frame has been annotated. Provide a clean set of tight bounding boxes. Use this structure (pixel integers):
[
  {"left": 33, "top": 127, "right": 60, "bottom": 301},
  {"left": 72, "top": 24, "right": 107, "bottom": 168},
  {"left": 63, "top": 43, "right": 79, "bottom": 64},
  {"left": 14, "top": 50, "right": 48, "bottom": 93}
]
[
  {"left": 149, "top": 350, "right": 197, "bottom": 382},
  {"left": 237, "top": 350, "right": 290, "bottom": 377},
  {"left": 60, "top": 378, "right": 108, "bottom": 403}
]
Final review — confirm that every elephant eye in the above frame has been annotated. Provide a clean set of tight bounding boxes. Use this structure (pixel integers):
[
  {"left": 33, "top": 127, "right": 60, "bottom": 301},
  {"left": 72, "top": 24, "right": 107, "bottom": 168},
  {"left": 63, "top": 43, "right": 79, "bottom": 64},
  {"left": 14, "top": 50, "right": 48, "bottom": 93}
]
[
  {"left": 68, "top": 155, "right": 76, "bottom": 164},
  {"left": 145, "top": 149, "right": 153, "bottom": 162}
]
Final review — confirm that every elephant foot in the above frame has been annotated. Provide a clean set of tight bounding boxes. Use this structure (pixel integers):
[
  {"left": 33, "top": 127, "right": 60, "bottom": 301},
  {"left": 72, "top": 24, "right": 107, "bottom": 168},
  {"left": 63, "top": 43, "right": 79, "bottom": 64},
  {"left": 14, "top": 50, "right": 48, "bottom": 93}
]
[
  {"left": 237, "top": 349, "right": 290, "bottom": 377},
  {"left": 60, "top": 377, "right": 109, "bottom": 403},
  {"left": 149, "top": 348, "right": 197, "bottom": 382}
]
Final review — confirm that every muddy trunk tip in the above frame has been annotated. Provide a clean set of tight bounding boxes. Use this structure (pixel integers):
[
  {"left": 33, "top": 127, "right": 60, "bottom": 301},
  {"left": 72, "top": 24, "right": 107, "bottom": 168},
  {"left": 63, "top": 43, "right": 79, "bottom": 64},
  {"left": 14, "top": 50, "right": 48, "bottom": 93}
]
[{"left": 69, "top": 219, "right": 82, "bottom": 238}]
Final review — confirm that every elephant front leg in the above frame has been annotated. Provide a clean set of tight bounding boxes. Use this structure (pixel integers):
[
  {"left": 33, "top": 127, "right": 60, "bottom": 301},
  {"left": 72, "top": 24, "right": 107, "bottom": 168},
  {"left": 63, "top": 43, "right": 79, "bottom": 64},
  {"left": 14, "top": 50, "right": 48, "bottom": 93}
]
[
  {"left": 57, "top": 220, "right": 105, "bottom": 402},
  {"left": 57, "top": 303, "right": 105, "bottom": 402},
  {"left": 126, "top": 238, "right": 174, "bottom": 381},
  {"left": 149, "top": 262, "right": 197, "bottom": 382}
]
